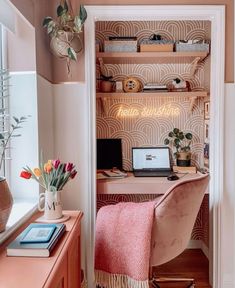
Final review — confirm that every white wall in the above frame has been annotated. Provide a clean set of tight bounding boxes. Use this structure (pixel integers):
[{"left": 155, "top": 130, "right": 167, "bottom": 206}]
[
  {"left": 53, "top": 82, "right": 89, "bottom": 270},
  {"left": 222, "top": 84, "right": 235, "bottom": 288}
]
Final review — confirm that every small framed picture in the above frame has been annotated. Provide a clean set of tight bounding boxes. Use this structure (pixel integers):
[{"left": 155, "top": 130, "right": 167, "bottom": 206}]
[{"left": 204, "top": 101, "right": 210, "bottom": 120}]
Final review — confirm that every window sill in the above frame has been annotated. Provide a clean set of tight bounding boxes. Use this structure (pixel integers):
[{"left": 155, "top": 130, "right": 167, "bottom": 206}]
[{"left": 0, "top": 199, "right": 38, "bottom": 244}]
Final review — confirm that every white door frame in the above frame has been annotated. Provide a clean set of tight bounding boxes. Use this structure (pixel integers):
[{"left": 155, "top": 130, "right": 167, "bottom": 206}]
[{"left": 84, "top": 5, "right": 225, "bottom": 288}]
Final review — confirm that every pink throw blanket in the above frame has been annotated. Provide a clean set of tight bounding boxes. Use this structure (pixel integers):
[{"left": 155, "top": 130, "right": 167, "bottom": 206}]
[{"left": 95, "top": 201, "right": 156, "bottom": 288}]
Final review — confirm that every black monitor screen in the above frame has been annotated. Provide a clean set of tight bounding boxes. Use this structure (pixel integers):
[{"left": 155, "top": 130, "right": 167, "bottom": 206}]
[{"left": 97, "top": 138, "right": 123, "bottom": 170}]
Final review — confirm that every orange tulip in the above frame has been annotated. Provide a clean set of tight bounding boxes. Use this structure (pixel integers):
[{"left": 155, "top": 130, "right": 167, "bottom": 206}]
[
  {"left": 44, "top": 162, "right": 52, "bottom": 173},
  {"left": 33, "top": 168, "right": 42, "bottom": 177}
]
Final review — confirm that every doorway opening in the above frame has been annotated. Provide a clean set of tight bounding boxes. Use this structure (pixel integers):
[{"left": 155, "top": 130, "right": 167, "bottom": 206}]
[{"left": 84, "top": 5, "right": 225, "bottom": 288}]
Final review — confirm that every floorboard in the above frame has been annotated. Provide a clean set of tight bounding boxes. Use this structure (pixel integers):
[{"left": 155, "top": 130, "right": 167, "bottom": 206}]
[{"left": 152, "top": 249, "right": 211, "bottom": 288}]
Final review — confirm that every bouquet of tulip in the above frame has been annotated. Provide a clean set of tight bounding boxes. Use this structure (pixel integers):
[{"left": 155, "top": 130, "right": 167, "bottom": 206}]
[{"left": 20, "top": 159, "right": 77, "bottom": 191}]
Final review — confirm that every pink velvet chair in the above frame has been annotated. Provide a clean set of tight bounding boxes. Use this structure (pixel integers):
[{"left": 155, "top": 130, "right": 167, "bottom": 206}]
[{"left": 150, "top": 174, "right": 209, "bottom": 288}]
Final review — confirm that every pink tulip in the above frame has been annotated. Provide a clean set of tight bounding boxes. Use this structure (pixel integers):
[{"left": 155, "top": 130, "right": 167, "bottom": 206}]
[
  {"left": 65, "top": 162, "right": 73, "bottom": 172},
  {"left": 70, "top": 170, "right": 77, "bottom": 179},
  {"left": 53, "top": 159, "right": 60, "bottom": 169}
]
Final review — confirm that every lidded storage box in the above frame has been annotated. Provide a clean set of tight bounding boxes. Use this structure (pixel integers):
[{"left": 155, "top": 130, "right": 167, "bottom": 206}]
[
  {"left": 104, "top": 36, "right": 137, "bottom": 52},
  {"left": 175, "top": 40, "right": 210, "bottom": 52},
  {"left": 140, "top": 34, "right": 174, "bottom": 52}
]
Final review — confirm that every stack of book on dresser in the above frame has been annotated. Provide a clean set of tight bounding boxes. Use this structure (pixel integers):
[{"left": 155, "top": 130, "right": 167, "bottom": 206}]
[
  {"left": 7, "top": 223, "right": 66, "bottom": 257},
  {"left": 143, "top": 83, "right": 168, "bottom": 93}
]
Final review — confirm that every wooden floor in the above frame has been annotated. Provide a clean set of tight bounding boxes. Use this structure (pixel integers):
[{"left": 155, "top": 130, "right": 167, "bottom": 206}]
[{"left": 152, "top": 249, "right": 211, "bottom": 288}]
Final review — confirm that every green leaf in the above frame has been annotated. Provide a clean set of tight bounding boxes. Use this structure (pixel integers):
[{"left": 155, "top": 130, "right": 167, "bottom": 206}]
[
  {"left": 67, "top": 47, "right": 77, "bottom": 61},
  {"left": 164, "top": 139, "right": 170, "bottom": 145},
  {"left": 178, "top": 133, "right": 184, "bottom": 140},
  {"left": 64, "top": 0, "right": 68, "bottom": 12},
  {"left": 185, "top": 132, "right": 193, "bottom": 140},
  {"left": 173, "top": 128, "right": 179, "bottom": 135},
  {"left": 57, "top": 5, "right": 64, "bottom": 16},
  {"left": 0, "top": 134, "right": 4, "bottom": 140},
  {"left": 174, "top": 138, "right": 180, "bottom": 146},
  {"left": 42, "top": 17, "right": 53, "bottom": 27},
  {"left": 79, "top": 5, "right": 87, "bottom": 25},
  {"left": 13, "top": 116, "right": 19, "bottom": 123}
]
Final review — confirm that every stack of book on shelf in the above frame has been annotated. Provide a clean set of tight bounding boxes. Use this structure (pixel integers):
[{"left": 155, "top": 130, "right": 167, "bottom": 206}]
[
  {"left": 143, "top": 83, "right": 168, "bottom": 93},
  {"left": 7, "top": 223, "right": 66, "bottom": 257}
]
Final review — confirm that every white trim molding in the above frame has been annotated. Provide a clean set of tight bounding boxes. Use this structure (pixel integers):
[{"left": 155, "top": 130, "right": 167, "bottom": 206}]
[{"left": 84, "top": 5, "right": 225, "bottom": 288}]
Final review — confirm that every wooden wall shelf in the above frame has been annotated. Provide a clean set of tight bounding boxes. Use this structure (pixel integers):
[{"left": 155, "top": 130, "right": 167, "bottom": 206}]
[
  {"left": 97, "top": 51, "right": 208, "bottom": 64},
  {"left": 96, "top": 91, "right": 208, "bottom": 99}
]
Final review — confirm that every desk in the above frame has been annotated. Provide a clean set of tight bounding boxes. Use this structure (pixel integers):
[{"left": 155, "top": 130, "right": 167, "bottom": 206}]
[
  {"left": 97, "top": 172, "right": 208, "bottom": 195},
  {"left": 97, "top": 173, "right": 209, "bottom": 249}
]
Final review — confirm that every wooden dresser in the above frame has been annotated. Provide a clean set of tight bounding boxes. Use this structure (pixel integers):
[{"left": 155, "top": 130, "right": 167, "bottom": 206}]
[{"left": 0, "top": 210, "right": 83, "bottom": 288}]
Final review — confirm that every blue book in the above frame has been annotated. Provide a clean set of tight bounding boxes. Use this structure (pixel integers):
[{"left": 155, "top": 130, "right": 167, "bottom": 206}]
[{"left": 7, "top": 223, "right": 66, "bottom": 257}]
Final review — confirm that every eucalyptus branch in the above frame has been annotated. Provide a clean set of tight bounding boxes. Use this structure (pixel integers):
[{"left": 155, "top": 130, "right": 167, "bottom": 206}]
[{"left": 0, "top": 116, "right": 28, "bottom": 170}]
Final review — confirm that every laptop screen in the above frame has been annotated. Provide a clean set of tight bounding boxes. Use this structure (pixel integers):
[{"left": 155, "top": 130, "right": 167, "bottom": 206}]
[{"left": 132, "top": 147, "right": 171, "bottom": 170}]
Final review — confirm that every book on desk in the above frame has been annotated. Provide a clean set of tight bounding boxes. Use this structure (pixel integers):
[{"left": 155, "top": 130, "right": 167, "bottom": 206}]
[
  {"left": 7, "top": 223, "right": 65, "bottom": 257},
  {"left": 97, "top": 170, "right": 127, "bottom": 179}
]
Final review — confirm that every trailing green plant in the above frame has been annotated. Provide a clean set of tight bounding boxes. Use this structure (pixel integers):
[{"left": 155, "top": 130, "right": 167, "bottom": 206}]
[
  {"left": 0, "top": 68, "right": 28, "bottom": 172},
  {"left": 164, "top": 128, "right": 193, "bottom": 156},
  {"left": 42, "top": 1, "right": 87, "bottom": 62}
]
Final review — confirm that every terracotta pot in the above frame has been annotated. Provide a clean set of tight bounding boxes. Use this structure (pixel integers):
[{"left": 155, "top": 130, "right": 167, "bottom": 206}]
[
  {"left": 176, "top": 152, "right": 191, "bottom": 167},
  {"left": 50, "top": 30, "right": 83, "bottom": 59},
  {"left": 100, "top": 80, "right": 116, "bottom": 92},
  {"left": 0, "top": 177, "right": 13, "bottom": 232}
]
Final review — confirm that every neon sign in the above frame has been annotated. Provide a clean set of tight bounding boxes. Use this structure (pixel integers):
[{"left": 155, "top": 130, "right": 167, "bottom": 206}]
[{"left": 117, "top": 104, "right": 180, "bottom": 118}]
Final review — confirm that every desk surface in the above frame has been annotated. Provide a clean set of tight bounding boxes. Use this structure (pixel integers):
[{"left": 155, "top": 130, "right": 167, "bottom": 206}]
[{"left": 97, "top": 172, "right": 208, "bottom": 194}]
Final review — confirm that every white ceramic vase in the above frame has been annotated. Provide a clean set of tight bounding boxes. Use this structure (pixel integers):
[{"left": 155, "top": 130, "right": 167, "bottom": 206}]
[{"left": 38, "top": 190, "right": 63, "bottom": 220}]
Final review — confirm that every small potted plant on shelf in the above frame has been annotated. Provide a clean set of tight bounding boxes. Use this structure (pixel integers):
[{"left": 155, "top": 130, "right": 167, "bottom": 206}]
[
  {"left": 42, "top": 1, "right": 87, "bottom": 73},
  {"left": 164, "top": 128, "right": 193, "bottom": 167}
]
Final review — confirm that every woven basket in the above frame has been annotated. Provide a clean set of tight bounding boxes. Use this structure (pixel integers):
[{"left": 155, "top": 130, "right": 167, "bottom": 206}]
[
  {"left": 175, "top": 42, "right": 210, "bottom": 52},
  {"left": 104, "top": 40, "right": 137, "bottom": 52}
]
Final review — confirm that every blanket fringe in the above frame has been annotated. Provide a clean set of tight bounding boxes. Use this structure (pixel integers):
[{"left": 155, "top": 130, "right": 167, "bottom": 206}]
[{"left": 95, "top": 269, "right": 149, "bottom": 288}]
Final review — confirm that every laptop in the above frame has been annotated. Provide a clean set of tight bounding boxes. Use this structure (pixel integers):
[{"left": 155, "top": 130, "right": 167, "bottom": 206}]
[{"left": 132, "top": 147, "right": 172, "bottom": 177}]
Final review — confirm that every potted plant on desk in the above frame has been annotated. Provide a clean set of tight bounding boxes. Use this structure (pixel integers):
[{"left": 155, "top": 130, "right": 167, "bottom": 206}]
[{"left": 164, "top": 128, "right": 193, "bottom": 167}]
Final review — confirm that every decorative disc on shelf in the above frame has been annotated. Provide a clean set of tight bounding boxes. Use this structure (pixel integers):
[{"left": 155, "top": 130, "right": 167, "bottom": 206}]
[{"left": 123, "top": 77, "right": 143, "bottom": 93}]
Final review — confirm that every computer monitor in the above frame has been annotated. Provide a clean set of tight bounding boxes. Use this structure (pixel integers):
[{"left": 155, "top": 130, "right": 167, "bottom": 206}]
[{"left": 97, "top": 138, "right": 123, "bottom": 170}]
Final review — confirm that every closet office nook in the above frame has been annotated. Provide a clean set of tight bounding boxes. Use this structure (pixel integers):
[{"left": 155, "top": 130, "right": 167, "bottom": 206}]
[{"left": 95, "top": 19, "right": 211, "bottom": 284}]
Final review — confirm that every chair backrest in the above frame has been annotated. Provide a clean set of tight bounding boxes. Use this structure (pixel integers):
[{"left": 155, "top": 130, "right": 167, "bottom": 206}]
[{"left": 150, "top": 174, "right": 209, "bottom": 267}]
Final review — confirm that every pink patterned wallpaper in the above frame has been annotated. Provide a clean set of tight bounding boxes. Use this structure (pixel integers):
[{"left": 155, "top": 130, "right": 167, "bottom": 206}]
[
  {"left": 96, "top": 21, "right": 210, "bottom": 247},
  {"left": 96, "top": 20, "right": 211, "bottom": 171}
]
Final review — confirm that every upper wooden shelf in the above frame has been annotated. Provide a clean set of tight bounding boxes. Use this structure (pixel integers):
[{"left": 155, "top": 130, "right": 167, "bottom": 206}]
[
  {"left": 96, "top": 91, "right": 208, "bottom": 99},
  {"left": 96, "top": 51, "right": 208, "bottom": 64}
]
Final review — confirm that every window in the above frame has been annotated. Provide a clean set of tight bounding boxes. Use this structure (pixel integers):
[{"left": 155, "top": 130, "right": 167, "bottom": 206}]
[{"left": 0, "top": 12, "right": 38, "bottom": 241}]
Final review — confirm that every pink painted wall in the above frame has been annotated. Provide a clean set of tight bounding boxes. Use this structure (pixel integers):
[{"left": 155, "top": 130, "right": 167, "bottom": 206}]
[
  {"left": 7, "top": 14, "right": 36, "bottom": 72},
  {"left": 10, "top": 0, "right": 234, "bottom": 83},
  {"left": 10, "top": 0, "right": 34, "bottom": 26}
]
